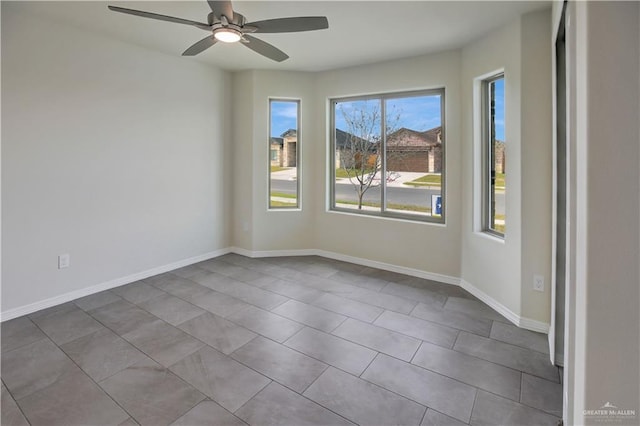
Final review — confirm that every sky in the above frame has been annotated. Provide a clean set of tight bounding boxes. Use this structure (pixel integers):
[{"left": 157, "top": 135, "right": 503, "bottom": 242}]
[
  {"left": 494, "top": 78, "right": 505, "bottom": 141},
  {"left": 270, "top": 100, "right": 298, "bottom": 137},
  {"left": 270, "top": 86, "right": 505, "bottom": 140},
  {"left": 333, "top": 95, "right": 442, "bottom": 137}
]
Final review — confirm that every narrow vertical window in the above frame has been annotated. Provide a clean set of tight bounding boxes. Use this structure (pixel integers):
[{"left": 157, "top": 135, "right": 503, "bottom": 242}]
[
  {"left": 483, "top": 75, "right": 506, "bottom": 235},
  {"left": 269, "top": 99, "right": 300, "bottom": 209}
]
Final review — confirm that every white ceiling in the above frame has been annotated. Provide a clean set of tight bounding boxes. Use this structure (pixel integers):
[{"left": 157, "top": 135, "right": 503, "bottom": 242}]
[{"left": 14, "top": 1, "right": 550, "bottom": 72}]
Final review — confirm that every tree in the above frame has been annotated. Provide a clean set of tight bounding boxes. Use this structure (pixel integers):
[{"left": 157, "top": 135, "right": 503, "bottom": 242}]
[{"left": 336, "top": 102, "right": 400, "bottom": 209}]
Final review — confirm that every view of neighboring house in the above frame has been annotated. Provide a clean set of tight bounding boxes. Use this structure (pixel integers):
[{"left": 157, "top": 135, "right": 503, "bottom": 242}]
[
  {"left": 386, "top": 127, "right": 443, "bottom": 173},
  {"left": 494, "top": 139, "right": 506, "bottom": 174},
  {"left": 334, "top": 126, "right": 452, "bottom": 174},
  {"left": 334, "top": 128, "right": 372, "bottom": 169},
  {"left": 270, "top": 129, "right": 297, "bottom": 167},
  {"left": 335, "top": 125, "right": 505, "bottom": 175}
]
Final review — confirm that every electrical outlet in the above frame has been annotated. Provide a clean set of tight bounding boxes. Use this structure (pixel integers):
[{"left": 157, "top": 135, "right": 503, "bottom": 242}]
[
  {"left": 58, "top": 254, "right": 70, "bottom": 269},
  {"left": 533, "top": 274, "right": 544, "bottom": 292}
]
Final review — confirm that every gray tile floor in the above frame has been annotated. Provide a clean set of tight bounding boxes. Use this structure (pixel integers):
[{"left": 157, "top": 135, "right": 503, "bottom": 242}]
[{"left": 1, "top": 254, "right": 563, "bottom": 425}]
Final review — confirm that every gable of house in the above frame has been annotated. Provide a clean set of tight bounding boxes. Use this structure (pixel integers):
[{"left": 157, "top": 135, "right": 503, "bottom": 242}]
[
  {"left": 386, "top": 126, "right": 443, "bottom": 173},
  {"left": 270, "top": 131, "right": 297, "bottom": 167}
]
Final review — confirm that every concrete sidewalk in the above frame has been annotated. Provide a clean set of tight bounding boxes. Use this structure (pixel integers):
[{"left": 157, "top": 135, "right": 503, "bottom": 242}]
[{"left": 270, "top": 168, "right": 441, "bottom": 189}]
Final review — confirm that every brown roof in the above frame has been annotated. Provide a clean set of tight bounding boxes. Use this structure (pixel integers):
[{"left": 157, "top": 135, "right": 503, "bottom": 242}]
[
  {"left": 335, "top": 128, "right": 372, "bottom": 149},
  {"left": 387, "top": 126, "right": 442, "bottom": 147}
]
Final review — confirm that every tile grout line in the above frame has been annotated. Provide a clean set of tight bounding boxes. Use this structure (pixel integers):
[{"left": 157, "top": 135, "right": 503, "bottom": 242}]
[
  {"left": 418, "top": 336, "right": 561, "bottom": 394},
  {"left": 27, "top": 318, "right": 140, "bottom": 424},
  {"left": 0, "top": 330, "right": 49, "bottom": 358},
  {"left": 355, "top": 353, "right": 467, "bottom": 422},
  {"left": 1, "top": 368, "right": 37, "bottom": 424},
  {"left": 408, "top": 340, "right": 424, "bottom": 365},
  {"left": 370, "top": 306, "right": 386, "bottom": 324},
  {"left": 331, "top": 318, "right": 423, "bottom": 364},
  {"left": 299, "top": 370, "right": 424, "bottom": 426},
  {"left": 418, "top": 406, "right": 429, "bottom": 426},
  {"left": 469, "top": 388, "right": 480, "bottom": 425},
  {"left": 450, "top": 331, "right": 561, "bottom": 384},
  {"left": 5, "top": 254, "right": 561, "bottom": 425},
  {"left": 200, "top": 256, "right": 562, "bottom": 420},
  {"left": 297, "top": 364, "right": 331, "bottom": 396}
]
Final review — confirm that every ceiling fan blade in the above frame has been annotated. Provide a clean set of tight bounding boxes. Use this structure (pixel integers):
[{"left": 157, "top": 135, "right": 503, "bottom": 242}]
[
  {"left": 182, "top": 35, "right": 218, "bottom": 56},
  {"left": 108, "top": 6, "right": 211, "bottom": 31},
  {"left": 207, "top": 1, "right": 234, "bottom": 20},
  {"left": 242, "top": 35, "right": 289, "bottom": 62},
  {"left": 246, "top": 16, "right": 328, "bottom": 33}
]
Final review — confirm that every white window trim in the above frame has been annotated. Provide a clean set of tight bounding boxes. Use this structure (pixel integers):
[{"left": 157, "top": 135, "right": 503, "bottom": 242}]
[
  {"left": 268, "top": 98, "right": 302, "bottom": 211},
  {"left": 473, "top": 70, "right": 506, "bottom": 238}
]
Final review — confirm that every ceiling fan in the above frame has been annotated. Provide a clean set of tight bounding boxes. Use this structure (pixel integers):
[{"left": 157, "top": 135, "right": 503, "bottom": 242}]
[{"left": 108, "top": 1, "right": 329, "bottom": 62}]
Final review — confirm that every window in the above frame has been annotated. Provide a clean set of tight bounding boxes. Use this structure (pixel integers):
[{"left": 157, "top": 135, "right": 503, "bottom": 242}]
[
  {"left": 482, "top": 74, "right": 506, "bottom": 235},
  {"left": 269, "top": 99, "right": 300, "bottom": 209},
  {"left": 330, "top": 89, "right": 445, "bottom": 222}
]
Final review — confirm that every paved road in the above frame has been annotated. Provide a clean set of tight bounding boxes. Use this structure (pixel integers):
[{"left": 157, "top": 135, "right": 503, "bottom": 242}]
[{"left": 271, "top": 179, "right": 505, "bottom": 213}]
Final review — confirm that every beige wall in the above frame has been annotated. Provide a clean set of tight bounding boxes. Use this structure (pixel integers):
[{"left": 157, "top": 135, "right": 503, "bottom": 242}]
[
  {"left": 565, "top": 2, "right": 640, "bottom": 424},
  {"left": 3, "top": 3, "right": 554, "bottom": 336},
  {"left": 234, "top": 71, "right": 317, "bottom": 252},
  {"left": 461, "top": 17, "right": 523, "bottom": 316},
  {"left": 232, "top": 51, "right": 464, "bottom": 279},
  {"left": 460, "top": 9, "right": 552, "bottom": 325},
  {"left": 313, "top": 51, "right": 463, "bottom": 279},
  {"left": 1, "top": 4, "right": 232, "bottom": 314},
  {"left": 520, "top": 10, "right": 553, "bottom": 322},
  {"left": 230, "top": 12, "right": 552, "bottom": 325},
  {"left": 231, "top": 71, "right": 255, "bottom": 250}
]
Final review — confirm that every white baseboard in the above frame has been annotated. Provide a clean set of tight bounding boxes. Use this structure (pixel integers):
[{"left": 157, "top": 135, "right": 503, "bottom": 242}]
[
  {"left": 230, "top": 247, "right": 460, "bottom": 286},
  {"left": 230, "top": 247, "right": 317, "bottom": 258},
  {"left": 460, "top": 279, "right": 550, "bottom": 333},
  {"left": 0, "top": 248, "right": 230, "bottom": 322},
  {"left": 314, "top": 249, "right": 461, "bottom": 286},
  {"left": 232, "top": 248, "right": 549, "bottom": 333},
  {"left": 520, "top": 317, "right": 551, "bottom": 334},
  {"left": 2, "top": 246, "right": 550, "bottom": 339}
]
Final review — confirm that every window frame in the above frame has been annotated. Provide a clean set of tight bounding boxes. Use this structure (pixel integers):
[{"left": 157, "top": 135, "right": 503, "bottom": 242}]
[
  {"left": 268, "top": 98, "right": 301, "bottom": 210},
  {"left": 329, "top": 88, "right": 446, "bottom": 224},
  {"left": 481, "top": 73, "right": 505, "bottom": 237}
]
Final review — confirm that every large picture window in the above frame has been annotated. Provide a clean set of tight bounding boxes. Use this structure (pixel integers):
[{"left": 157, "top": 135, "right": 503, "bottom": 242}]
[
  {"left": 330, "top": 89, "right": 445, "bottom": 222},
  {"left": 482, "top": 75, "right": 506, "bottom": 235},
  {"left": 269, "top": 99, "right": 300, "bottom": 209}
]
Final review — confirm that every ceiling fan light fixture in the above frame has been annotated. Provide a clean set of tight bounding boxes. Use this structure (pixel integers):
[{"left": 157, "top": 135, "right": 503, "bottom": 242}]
[{"left": 214, "top": 28, "right": 241, "bottom": 43}]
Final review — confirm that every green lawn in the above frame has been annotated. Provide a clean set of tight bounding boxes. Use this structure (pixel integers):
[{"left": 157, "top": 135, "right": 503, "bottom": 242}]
[
  {"left": 270, "top": 166, "right": 288, "bottom": 173},
  {"left": 270, "top": 192, "right": 296, "bottom": 199},
  {"left": 335, "top": 168, "right": 375, "bottom": 179},
  {"left": 270, "top": 200, "right": 297, "bottom": 207},
  {"left": 402, "top": 173, "right": 505, "bottom": 189},
  {"left": 336, "top": 199, "right": 431, "bottom": 214},
  {"left": 403, "top": 174, "right": 441, "bottom": 187},
  {"left": 270, "top": 192, "right": 297, "bottom": 207},
  {"left": 493, "top": 214, "right": 506, "bottom": 233}
]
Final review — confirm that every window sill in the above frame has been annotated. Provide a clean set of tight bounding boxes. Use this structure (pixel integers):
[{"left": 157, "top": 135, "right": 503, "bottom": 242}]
[
  {"left": 327, "top": 208, "right": 446, "bottom": 227},
  {"left": 474, "top": 230, "right": 506, "bottom": 244}
]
